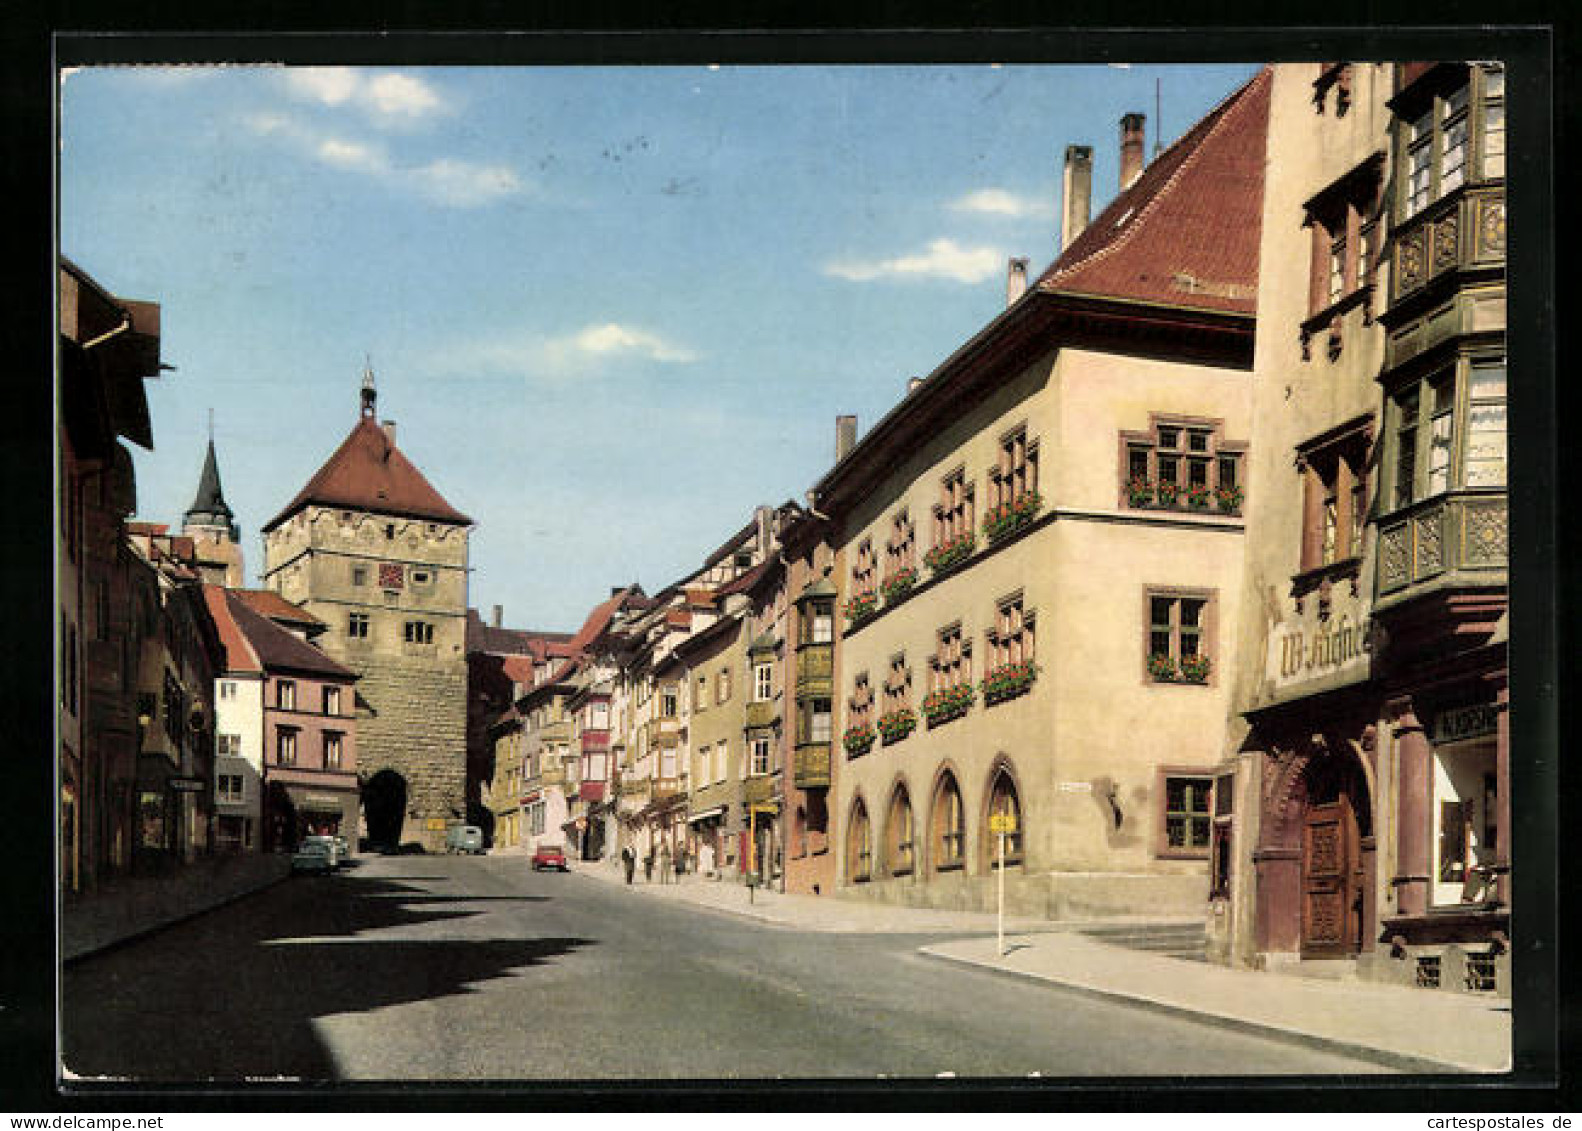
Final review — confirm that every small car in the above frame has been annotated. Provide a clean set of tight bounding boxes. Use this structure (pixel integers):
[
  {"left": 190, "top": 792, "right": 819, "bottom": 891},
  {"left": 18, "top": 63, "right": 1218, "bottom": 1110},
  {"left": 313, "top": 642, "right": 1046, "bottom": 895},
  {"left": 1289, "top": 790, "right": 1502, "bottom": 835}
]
[
  {"left": 445, "top": 824, "right": 485, "bottom": 855},
  {"left": 531, "top": 844, "right": 570, "bottom": 872},
  {"left": 291, "top": 839, "right": 334, "bottom": 875},
  {"left": 332, "top": 835, "right": 350, "bottom": 865},
  {"left": 301, "top": 834, "right": 341, "bottom": 868}
]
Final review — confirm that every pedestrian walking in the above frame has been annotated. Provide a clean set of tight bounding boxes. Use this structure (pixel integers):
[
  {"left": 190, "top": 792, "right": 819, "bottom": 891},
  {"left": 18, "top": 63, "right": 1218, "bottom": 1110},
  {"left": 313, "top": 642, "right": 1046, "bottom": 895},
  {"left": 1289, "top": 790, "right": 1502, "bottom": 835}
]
[
  {"left": 659, "top": 842, "right": 673, "bottom": 885},
  {"left": 644, "top": 850, "right": 654, "bottom": 883},
  {"left": 622, "top": 845, "right": 635, "bottom": 885}
]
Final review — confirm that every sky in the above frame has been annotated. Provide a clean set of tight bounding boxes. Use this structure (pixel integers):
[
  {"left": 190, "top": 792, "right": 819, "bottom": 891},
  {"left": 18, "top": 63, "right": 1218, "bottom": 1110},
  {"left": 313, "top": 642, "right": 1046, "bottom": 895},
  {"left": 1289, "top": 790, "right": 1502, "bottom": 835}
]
[{"left": 59, "top": 61, "right": 1261, "bottom": 634}]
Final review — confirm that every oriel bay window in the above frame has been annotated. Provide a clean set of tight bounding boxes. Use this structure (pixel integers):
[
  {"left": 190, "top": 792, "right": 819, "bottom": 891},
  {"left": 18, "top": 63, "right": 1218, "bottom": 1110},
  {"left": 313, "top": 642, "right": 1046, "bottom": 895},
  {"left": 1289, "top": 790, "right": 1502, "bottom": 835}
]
[
  {"left": 1385, "top": 356, "right": 1506, "bottom": 509},
  {"left": 1395, "top": 64, "right": 1503, "bottom": 224}
]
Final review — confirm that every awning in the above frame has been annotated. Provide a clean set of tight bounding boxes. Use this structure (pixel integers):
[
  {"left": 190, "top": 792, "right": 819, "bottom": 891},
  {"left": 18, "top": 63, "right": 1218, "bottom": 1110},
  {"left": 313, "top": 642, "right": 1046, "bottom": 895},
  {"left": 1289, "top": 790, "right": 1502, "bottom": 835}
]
[
  {"left": 687, "top": 805, "right": 727, "bottom": 824},
  {"left": 282, "top": 784, "right": 355, "bottom": 814}
]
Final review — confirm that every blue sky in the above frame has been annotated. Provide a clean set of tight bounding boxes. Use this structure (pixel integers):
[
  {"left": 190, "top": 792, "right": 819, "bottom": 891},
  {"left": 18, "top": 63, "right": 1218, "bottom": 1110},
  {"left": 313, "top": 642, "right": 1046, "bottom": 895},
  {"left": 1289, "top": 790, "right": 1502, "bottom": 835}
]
[{"left": 60, "top": 62, "right": 1260, "bottom": 633}]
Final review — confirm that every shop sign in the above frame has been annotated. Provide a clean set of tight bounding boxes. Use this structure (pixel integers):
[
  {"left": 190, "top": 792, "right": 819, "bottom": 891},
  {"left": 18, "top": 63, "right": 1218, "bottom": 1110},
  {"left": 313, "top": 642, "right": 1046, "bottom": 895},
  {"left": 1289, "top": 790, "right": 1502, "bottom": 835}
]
[
  {"left": 1267, "top": 610, "right": 1372, "bottom": 688},
  {"left": 169, "top": 777, "right": 206, "bottom": 793},
  {"left": 1433, "top": 703, "right": 1498, "bottom": 744}
]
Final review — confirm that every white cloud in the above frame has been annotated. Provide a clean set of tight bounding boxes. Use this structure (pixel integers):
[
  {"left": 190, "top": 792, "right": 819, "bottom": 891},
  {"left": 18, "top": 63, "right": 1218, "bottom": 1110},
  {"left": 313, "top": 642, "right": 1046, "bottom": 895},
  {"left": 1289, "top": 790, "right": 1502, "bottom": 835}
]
[
  {"left": 567, "top": 323, "right": 699, "bottom": 363},
  {"left": 433, "top": 323, "right": 700, "bottom": 380},
  {"left": 365, "top": 73, "right": 443, "bottom": 119},
  {"left": 280, "top": 67, "right": 448, "bottom": 126},
  {"left": 316, "top": 137, "right": 387, "bottom": 172},
  {"left": 410, "top": 158, "right": 522, "bottom": 207},
  {"left": 949, "top": 188, "right": 1042, "bottom": 219},
  {"left": 285, "top": 67, "right": 360, "bottom": 106},
  {"left": 241, "top": 112, "right": 523, "bottom": 209},
  {"left": 824, "top": 238, "right": 1004, "bottom": 285}
]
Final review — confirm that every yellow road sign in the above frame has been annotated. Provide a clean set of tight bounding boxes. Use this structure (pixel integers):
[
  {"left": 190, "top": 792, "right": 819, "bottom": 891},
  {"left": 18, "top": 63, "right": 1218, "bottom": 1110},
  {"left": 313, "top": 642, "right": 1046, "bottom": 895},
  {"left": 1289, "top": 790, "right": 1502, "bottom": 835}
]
[{"left": 989, "top": 812, "right": 1018, "bottom": 835}]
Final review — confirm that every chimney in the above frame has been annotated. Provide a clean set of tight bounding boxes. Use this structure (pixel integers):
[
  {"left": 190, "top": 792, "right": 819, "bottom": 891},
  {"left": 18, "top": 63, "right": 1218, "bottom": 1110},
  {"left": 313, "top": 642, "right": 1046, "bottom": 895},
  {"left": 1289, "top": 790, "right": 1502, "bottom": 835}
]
[
  {"left": 835, "top": 415, "right": 857, "bottom": 463},
  {"left": 610, "top": 586, "right": 625, "bottom": 597},
  {"left": 1061, "top": 144, "right": 1093, "bottom": 251},
  {"left": 381, "top": 419, "right": 397, "bottom": 446},
  {"left": 1120, "top": 113, "right": 1146, "bottom": 191},
  {"left": 907, "top": 375, "right": 925, "bottom": 395},
  {"left": 492, "top": 604, "right": 503, "bottom": 628},
  {"left": 755, "top": 504, "right": 774, "bottom": 557},
  {"left": 1006, "top": 257, "right": 1030, "bottom": 306}
]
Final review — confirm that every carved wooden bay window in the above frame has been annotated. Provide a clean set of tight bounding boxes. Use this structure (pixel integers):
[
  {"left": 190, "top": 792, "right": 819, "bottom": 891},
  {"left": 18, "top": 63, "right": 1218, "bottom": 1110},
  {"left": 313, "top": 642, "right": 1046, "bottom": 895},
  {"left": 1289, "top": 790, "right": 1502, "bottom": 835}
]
[
  {"left": 1376, "top": 354, "right": 1506, "bottom": 595},
  {"left": 1121, "top": 416, "right": 1246, "bottom": 513}
]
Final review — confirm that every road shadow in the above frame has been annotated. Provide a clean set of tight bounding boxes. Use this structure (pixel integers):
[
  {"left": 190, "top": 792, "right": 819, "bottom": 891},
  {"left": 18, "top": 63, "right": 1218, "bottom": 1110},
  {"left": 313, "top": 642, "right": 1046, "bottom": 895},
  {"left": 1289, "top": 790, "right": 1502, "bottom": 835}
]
[{"left": 60, "top": 871, "right": 589, "bottom": 1086}]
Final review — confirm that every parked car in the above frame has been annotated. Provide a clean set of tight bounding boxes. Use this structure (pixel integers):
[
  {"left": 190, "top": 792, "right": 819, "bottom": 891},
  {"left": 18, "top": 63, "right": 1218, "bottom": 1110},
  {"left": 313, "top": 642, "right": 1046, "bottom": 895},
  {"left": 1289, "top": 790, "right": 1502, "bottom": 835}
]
[
  {"left": 531, "top": 844, "right": 569, "bottom": 872},
  {"left": 332, "top": 835, "right": 350, "bottom": 865},
  {"left": 291, "top": 839, "right": 334, "bottom": 875},
  {"left": 301, "top": 834, "right": 341, "bottom": 868},
  {"left": 445, "top": 823, "right": 485, "bottom": 855}
]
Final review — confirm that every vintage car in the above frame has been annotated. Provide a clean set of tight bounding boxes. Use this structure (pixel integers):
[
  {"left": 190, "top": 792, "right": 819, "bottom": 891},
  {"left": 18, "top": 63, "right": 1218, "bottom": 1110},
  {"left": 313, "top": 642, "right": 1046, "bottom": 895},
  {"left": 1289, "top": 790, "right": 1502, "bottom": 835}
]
[
  {"left": 531, "top": 844, "right": 570, "bottom": 872},
  {"left": 291, "top": 838, "right": 335, "bottom": 875}
]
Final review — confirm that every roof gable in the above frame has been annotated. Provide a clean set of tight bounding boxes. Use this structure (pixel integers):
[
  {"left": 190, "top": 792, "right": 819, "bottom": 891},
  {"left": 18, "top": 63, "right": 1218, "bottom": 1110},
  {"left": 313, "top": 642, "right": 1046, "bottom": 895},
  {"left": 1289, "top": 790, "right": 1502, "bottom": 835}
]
[
  {"left": 1036, "top": 67, "right": 1271, "bottom": 317},
  {"left": 224, "top": 590, "right": 357, "bottom": 681},
  {"left": 263, "top": 416, "right": 472, "bottom": 532}
]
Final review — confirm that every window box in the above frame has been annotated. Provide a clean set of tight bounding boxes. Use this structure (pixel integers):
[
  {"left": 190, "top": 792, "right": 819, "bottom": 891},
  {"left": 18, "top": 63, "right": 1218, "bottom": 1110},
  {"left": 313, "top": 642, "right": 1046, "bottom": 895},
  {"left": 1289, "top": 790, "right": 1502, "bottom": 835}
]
[
  {"left": 1148, "top": 653, "right": 1180, "bottom": 683},
  {"left": 877, "top": 708, "right": 917, "bottom": 745},
  {"left": 843, "top": 589, "right": 879, "bottom": 630},
  {"left": 981, "top": 661, "right": 1038, "bottom": 706},
  {"left": 924, "top": 532, "right": 976, "bottom": 578},
  {"left": 1184, "top": 483, "right": 1213, "bottom": 511},
  {"left": 1179, "top": 654, "right": 1213, "bottom": 684},
  {"left": 880, "top": 566, "right": 919, "bottom": 605},
  {"left": 982, "top": 491, "right": 1043, "bottom": 544},
  {"left": 921, "top": 685, "right": 974, "bottom": 727},
  {"left": 1215, "top": 484, "right": 1245, "bottom": 515},
  {"left": 843, "top": 724, "right": 876, "bottom": 757},
  {"left": 1126, "top": 477, "right": 1157, "bottom": 508}
]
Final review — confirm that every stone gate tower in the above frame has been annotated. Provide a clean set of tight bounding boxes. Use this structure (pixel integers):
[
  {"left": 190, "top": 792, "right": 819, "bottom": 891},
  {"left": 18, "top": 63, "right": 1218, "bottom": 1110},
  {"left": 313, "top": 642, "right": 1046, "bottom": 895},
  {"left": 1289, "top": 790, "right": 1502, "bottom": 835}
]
[{"left": 260, "top": 365, "right": 472, "bottom": 851}]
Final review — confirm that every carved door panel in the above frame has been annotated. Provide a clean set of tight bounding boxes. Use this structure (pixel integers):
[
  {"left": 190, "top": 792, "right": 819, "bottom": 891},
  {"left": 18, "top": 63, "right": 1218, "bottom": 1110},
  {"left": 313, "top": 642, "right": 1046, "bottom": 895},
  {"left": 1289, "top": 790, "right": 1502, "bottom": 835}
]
[{"left": 1301, "top": 795, "right": 1359, "bottom": 956}]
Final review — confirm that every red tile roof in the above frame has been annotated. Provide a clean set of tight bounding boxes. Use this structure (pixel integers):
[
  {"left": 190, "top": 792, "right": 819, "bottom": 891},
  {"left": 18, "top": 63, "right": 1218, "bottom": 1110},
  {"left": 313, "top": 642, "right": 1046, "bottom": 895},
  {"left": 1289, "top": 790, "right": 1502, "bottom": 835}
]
[
  {"left": 200, "top": 585, "right": 262, "bottom": 674},
  {"left": 223, "top": 590, "right": 357, "bottom": 681},
  {"left": 262, "top": 416, "right": 472, "bottom": 532},
  {"left": 231, "top": 588, "right": 325, "bottom": 628},
  {"left": 542, "top": 585, "right": 646, "bottom": 685},
  {"left": 1036, "top": 67, "right": 1271, "bottom": 317}
]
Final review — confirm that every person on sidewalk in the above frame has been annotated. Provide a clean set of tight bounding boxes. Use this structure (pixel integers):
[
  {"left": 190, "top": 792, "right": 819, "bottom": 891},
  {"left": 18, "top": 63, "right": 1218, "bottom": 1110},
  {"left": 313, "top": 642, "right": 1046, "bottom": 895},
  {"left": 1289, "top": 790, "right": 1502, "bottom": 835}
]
[
  {"left": 622, "top": 845, "right": 635, "bottom": 885},
  {"left": 659, "top": 842, "right": 673, "bottom": 885},
  {"left": 643, "top": 850, "right": 654, "bottom": 883},
  {"left": 700, "top": 840, "right": 715, "bottom": 879}
]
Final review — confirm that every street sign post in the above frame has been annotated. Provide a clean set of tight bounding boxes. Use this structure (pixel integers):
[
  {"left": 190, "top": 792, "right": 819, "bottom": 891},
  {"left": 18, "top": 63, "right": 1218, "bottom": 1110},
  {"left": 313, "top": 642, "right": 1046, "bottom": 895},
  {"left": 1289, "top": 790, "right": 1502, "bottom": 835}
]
[{"left": 989, "top": 811, "right": 1017, "bottom": 955}]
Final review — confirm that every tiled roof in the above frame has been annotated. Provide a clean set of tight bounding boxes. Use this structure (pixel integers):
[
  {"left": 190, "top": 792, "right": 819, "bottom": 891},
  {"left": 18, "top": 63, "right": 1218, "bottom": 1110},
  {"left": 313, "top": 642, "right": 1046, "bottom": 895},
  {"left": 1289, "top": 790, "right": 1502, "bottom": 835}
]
[
  {"left": 716, "top": 560, "right": 770, "bottom": 598},
  {"left": 500, "top": 655, "right": 539, "bottom": 686},
  {"left": 263, "top": 416, "right": 472, "bottom": 532},
  {"left": 464, "top": 609, "right": 576, "bottom": 656},
  {"left": 231, "top": 588, "right": 325, "bottom": 628},
  {"left": 224, "top": 590, "right": 357, "bottom": 681},
  {"left": 1036, "top": 67, "right": 1272, "bottom": 317},
  {"left": 126, "top": 521, "right": 169, "bottom": 536},
  {"left": 541, "top": 585, "right": 646, "bottom": 686},
  {"left": 200, "top": 585, "right": 262, "bottom": 674}
]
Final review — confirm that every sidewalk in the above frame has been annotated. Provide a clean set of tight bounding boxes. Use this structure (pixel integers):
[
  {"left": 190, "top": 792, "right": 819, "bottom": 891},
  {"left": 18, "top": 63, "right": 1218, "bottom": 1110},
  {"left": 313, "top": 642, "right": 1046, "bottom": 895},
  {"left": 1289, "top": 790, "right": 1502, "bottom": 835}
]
[
  {"left": 577, "top": 859, "right": 1511, "bottom": 1074},
  {"left": 61, "top": 852, "right": 291, "bottom": 963},
  {"left": 922, "top": 933, "right": 1511, "bottom": 1074}
]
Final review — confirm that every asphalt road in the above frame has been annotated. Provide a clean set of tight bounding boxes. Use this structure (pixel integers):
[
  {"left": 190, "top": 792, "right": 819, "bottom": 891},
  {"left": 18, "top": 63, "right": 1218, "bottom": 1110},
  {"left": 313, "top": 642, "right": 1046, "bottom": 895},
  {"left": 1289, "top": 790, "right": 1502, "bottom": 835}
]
[{"left": 61, "top": 853, "right": 1395, "bottom": 1083}]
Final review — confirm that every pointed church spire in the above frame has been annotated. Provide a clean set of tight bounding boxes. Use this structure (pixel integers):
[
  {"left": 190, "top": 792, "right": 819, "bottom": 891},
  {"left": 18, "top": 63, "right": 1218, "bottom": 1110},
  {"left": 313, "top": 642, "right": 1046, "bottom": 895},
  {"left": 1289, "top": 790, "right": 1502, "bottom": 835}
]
[
  {"left": 361, "top": 355, "right": 377, "bottom": 419},
  {"left": 186, "top": 434, "right": 234, "bottom": 528}
]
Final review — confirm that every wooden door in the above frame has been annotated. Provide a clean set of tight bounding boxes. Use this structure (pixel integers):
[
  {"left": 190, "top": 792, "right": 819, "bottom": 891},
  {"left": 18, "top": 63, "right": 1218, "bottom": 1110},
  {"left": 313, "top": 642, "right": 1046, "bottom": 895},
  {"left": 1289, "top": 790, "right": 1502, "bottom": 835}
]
[{"left": 1300, "top": 794, "right": 1361, "bottom": 956}]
